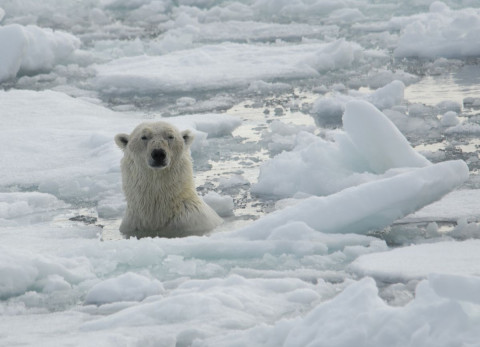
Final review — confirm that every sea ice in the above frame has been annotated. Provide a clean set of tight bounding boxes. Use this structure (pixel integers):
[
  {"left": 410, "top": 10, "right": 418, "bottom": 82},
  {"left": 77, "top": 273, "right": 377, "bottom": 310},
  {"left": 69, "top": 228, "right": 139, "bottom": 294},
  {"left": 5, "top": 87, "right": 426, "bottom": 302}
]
[
  {"left": 202, "top": 191, "right": 234, "bottom": 217},
  {"left": 351, "top": 239, "right": 480, "bottom": 281},
  {"left": 204, "top": 275, "right": 480, "bottom": 346},
  {"left": 440, "top": 110, "right": 460, "bottom": 127},
  {"left": 0, "top": 24, "right": 80, "bottom": 82},
  {"left": 244, "top": 159, "right": 468, "bottom": 237},
  {"left": 394, "top": 3, "right": 480, "bottom": 58},
  {"left": 310, "top": 80, "right": 405, "bottom": 127},
  {"left": 94, "top": 40, "right": 362, "bottom": 95},
  {"left": 343, "top": 100, "right": 430, "bottom": 173},
  {"left": 2, "top": 1, "right": 480, "bottom": 346},
  {"left": 255, "top": 100, "right": 431, "bottom": 197},
  {"left": 84, "top": 272, "right": 164, "bottom": 305},
  {"left": 400, "top": 189, "right": 480, "bottom": 223}
]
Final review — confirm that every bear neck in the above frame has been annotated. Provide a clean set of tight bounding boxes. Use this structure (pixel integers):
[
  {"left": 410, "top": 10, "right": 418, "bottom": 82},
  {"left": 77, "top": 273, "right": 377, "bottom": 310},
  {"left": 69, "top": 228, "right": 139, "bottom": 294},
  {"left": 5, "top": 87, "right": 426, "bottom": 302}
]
[{"left": 121, "top": 153, "right": 201, "bottom": 225}]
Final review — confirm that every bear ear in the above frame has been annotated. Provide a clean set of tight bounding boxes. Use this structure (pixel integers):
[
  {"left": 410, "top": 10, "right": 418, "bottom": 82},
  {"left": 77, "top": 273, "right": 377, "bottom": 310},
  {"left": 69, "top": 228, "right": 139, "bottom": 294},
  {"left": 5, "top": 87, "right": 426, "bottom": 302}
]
[
  {"left": 181, "top": 130, "right": 194, "bottom": 148},
  {"left": 115, "top": 133, "right": 129, "bottom": 150}
]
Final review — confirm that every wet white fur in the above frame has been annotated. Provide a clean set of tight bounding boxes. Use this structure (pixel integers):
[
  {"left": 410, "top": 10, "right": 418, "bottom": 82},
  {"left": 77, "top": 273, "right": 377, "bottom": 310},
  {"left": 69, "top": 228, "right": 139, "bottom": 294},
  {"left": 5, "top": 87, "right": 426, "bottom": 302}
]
[{"left": 115, "top": 121, "right": 222, "bottom": 238}]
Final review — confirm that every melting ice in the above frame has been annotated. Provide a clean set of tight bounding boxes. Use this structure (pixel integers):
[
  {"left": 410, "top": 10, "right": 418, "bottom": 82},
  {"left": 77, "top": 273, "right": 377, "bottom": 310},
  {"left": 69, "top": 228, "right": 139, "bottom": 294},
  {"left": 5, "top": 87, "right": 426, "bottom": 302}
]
[{"left": 2, "top": 1, "right": 480, "bottom": 346}]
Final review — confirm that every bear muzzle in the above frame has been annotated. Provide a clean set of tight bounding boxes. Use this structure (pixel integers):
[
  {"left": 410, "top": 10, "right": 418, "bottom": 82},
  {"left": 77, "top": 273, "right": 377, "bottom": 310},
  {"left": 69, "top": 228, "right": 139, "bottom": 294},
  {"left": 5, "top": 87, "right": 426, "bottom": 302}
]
[{"left": 148, "top": 148, "right": 168, "bottom": 169}]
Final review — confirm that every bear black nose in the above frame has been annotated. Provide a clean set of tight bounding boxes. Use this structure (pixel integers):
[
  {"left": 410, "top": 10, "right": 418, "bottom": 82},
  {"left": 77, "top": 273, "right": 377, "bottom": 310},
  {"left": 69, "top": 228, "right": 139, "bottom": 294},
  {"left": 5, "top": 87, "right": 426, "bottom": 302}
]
[{"left": 151, "top": 149, "right": 166, "bottom": 164}]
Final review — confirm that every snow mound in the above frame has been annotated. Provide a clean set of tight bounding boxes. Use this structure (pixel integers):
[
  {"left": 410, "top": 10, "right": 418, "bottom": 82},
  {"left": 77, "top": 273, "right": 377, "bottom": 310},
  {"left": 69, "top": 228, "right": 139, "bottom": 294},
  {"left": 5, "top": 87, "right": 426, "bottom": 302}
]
[{"left": 0, "top": 24, "right": 80, "bottom": 82}]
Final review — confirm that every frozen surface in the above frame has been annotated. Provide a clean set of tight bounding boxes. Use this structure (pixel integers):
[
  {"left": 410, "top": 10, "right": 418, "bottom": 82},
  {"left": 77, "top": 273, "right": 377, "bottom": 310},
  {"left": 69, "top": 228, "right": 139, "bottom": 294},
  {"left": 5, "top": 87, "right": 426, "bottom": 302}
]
[
  {"left": 0, "top": 24, "right": 80, "bottom": 82},
  {"left": 242, "top": 160, "right": 468, "bottom": 236},
  {"left": 253, "top": 100, "right": 431, "bottom": 197},
  {"left": 400, "top": 189, "right": 480, "bottom": 223},
  {"left": 351, "top": 240, "right": 480, "bottom": 281},
  {"left": 2, "top": 0, "right": 480, "bottom": 346},
  {"left": 394, "top": 4, "right": 480, "bottom": 58},
  {"left": 203, "top": 276, "right": 480, "bottom": 347},
  {"left": 95, "top": 40, "right": 362, "bottom": 95}
]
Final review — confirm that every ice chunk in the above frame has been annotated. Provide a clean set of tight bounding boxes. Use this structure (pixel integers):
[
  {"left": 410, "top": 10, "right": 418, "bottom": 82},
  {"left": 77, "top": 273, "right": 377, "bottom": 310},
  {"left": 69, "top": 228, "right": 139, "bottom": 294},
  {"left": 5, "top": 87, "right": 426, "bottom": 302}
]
[
  {"left": 436, "top": 100, "right": 461, "bottom": 113},
  {"left": 394, "top": 5, "right": 480, "bottom": 58},
  {"left": 262, "top": 121, "right": 316, "bottom": 154},
  {"left": 84, "top": 273, "right": 164, "bottom": 305},
  {"left": 400, "top": 189, "right": 480, "bottom": 224},
  {"left": 0, "top": 192, "right": 68, "bottom": 226},
  {"left": 211, "top": 276, "right": 480, "bottom": 346},
  {"left": 343, "top": 100, "right": 430, "bottom": 173},
  {"left": 95, "top": 40, "right": 362, "bottom": 94},
  {"left": 428, "top": 273, "right": 480, "bottom": 304},
  {"left": 366, "top": 69, "right": 419, "bottom": 89},
  {"left": 364, "top": 80, "right": 405, "bottom": 110},
  {"left": 255, "top": 100, "right": 430, "bottom": 198},
  {"left": 351, "top": 240, "right": 480, "bottom": 281},
  {"left": 0, "top": 247, "right": 93, "bottom": 299},
  {"left": 202, "top": 191, "right": 234, "bottom": 217},
  {"left": 244, "top": 160, "right": 468, "bottom": 237},
  {"left": 0, "top": 24, "right": 80, "bottom": 82},
  {"left": 310, "top": 97, "right": 346, "bottom": 127},
  {"left": 440, "top": 111, "right": 460, "bottom": 127},
  {"left": 81, "top": 274, "right": 324, "bottom": 332},
  {"left": 310, "top": 80, "right": 406, "bottom": 127}
]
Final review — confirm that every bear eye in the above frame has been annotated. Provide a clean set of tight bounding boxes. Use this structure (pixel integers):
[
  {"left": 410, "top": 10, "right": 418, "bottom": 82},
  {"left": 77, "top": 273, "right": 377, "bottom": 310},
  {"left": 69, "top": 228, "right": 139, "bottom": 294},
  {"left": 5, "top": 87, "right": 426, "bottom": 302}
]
[
  {"left": 141, "top": 135, "right": 148, "bottom": 140},
  {"left": 167, "top": 135, "right": 175, "bottom": 140}
]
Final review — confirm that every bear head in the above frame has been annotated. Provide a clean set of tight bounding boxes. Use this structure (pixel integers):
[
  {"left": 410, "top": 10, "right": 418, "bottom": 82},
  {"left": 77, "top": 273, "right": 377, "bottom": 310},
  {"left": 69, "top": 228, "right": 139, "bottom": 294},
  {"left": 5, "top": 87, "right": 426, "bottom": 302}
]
[{"left": 115, "top": 121, "right": 194, "bottom": 170}]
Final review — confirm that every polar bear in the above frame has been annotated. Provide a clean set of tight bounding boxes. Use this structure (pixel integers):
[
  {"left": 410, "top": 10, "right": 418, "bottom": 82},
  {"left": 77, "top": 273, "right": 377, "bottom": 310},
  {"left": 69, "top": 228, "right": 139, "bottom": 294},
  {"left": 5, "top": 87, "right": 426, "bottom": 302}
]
[{"left": 114, "top": 121, "right": 222, "bottom": 238}]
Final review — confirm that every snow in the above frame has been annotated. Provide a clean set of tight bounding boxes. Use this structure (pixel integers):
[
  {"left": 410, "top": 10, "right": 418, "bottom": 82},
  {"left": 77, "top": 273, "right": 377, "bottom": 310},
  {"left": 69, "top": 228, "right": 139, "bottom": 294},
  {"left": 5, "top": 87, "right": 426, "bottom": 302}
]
[{"left": 2, "top": 0, "right": 480, "bottom": 346}]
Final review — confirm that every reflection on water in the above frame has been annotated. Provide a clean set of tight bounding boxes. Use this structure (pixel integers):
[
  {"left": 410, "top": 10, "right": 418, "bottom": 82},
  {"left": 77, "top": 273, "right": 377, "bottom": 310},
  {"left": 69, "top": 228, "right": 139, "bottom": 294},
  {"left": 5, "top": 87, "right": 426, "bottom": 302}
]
[{"left": 405, "top": 64, "right": 480, "bottom": 107}]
